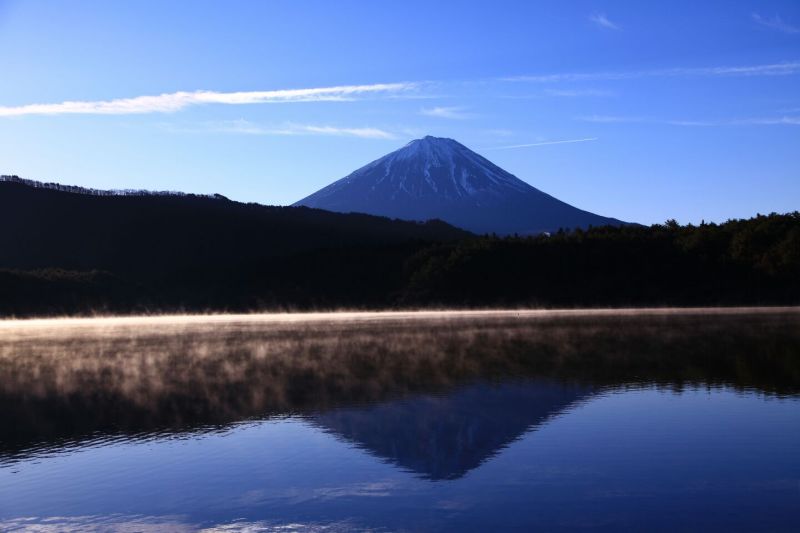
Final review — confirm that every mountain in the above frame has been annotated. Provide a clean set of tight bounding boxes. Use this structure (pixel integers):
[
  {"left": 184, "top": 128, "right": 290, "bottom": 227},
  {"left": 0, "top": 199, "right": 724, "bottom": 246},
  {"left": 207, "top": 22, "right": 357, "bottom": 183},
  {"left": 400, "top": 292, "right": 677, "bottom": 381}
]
[{"left": 294, "top": 136, "right": 629, "bottom": 235}]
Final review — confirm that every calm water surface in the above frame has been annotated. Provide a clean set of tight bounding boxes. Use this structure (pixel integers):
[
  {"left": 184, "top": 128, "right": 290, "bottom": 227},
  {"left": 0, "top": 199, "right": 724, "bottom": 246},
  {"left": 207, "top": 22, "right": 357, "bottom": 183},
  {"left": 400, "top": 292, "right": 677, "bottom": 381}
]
[{"left": 0, "top": 309, "right": 798, "bottom": 531}]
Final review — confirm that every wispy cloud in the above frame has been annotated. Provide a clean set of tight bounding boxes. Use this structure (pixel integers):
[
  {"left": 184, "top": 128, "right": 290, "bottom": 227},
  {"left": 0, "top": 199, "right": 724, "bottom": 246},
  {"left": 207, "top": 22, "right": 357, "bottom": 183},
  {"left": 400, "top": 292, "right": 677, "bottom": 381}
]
[
  {"left": 543, "top": 88, "right": 614, "bottom": 97},
  {"left": 706, "top": 63, "right": 800, "bottom": 75},
  {"left": 732, "top": 116, "right": 800, "bottom": 125},
  {"left": 590, "top": 13, "right": 621, "bottom": 30},
  {"left": 490, "top": 138, "right": 598, "bottom": 150},
  {"left": 283, "top": 124, "right": 396, "bottom": 138},
  {"left": 577, "top": 114, "right": 800, "bottom": 126},
  {"left": 578, "top": 115, "right": 644, "bottom": 123},
  {"left": 752, "top": 13, "right": 799, "bottom": 34},
  {"left": 503, "top": 61, "right": 800, "bottom": 83},
  {"left": 663, "top": 120, "right": 716, "bottom": 127},
  {"left": 484, "top": 128, "right": 514, "bottom": 137},
  {"left": 0, "top": 83, "right": 417, "bottom": 117},
  {"left": 420, "top": 106, "right": 474, "bottom": 119},
  {"left": 170, "top": 119, "right": 396, "bottom": 139}
]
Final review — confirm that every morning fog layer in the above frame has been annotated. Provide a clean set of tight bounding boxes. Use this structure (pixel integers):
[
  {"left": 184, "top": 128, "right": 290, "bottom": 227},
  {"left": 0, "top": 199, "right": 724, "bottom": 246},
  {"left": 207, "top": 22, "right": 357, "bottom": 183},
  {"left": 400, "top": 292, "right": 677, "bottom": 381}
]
[{"left": 1, "top": 309, "right": 798, "bottom": 465}]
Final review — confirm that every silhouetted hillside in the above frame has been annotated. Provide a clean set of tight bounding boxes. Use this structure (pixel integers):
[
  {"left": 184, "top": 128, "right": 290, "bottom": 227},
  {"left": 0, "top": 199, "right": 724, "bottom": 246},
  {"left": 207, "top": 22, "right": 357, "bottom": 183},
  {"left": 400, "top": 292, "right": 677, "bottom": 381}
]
[
  {"left": 0, "top": 178, "right": 798, "bottom": 315},
  {"left": 0, "top": 178, "right": 468, "bottom": 275}
]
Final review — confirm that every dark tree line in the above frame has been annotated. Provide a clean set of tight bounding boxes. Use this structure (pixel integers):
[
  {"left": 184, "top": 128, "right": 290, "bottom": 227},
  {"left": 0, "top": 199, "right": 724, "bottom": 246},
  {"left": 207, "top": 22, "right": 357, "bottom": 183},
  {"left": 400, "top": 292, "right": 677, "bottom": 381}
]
[
  {"left": 1, "top": 207, "right": 798, "bottom": 316},
  {"left": 398, "top": 213, "right": 800, "bottom": 307},
  {"left": 1, "top": 179, "right": 798, "bottom": 315},
  {"left": 0, "top": 174, "right": 226, "bottom": 199}
]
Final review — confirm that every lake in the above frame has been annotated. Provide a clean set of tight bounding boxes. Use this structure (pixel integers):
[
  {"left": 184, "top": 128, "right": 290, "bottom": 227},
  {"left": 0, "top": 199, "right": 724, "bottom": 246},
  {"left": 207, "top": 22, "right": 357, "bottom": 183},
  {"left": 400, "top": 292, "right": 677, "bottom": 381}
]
[{"left": 1, "top": 309, "right": 798, "bottom": 532}]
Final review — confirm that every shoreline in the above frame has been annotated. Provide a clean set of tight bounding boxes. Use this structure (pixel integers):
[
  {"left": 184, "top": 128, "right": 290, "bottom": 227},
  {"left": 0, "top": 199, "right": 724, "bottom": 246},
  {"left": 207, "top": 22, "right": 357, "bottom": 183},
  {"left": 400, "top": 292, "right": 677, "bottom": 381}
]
[{"left": 1, "top": 306, "right": 799, "bottom": 331}]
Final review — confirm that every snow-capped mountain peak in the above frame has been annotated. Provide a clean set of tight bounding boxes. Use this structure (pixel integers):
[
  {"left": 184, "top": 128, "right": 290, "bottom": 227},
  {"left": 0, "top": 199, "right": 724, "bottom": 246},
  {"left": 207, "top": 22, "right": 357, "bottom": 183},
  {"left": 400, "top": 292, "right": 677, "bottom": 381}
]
[{"left": 294, "top": 136, "right": 627, "bottom": 235}]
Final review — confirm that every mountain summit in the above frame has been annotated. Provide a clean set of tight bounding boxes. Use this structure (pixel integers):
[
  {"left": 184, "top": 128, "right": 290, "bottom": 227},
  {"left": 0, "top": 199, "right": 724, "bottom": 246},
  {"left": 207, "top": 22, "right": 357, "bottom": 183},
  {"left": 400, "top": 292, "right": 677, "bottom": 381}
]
[{"left": 294, "top": 136, "right": 628, "bottom": 234}]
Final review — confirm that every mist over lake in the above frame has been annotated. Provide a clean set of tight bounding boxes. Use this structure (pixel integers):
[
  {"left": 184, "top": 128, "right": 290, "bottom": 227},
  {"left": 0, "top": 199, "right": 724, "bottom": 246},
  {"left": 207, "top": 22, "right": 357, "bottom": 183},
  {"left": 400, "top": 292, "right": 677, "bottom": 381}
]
[{"left": 1, "top": 309, "right": 798, "bottom": 531}]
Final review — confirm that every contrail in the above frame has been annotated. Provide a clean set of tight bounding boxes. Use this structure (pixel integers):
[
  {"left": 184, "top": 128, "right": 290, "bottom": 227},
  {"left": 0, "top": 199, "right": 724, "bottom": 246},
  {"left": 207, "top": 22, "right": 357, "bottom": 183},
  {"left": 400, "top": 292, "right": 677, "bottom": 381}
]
[{"left": 490, "top": 137, "right": 598, "bottom": 150}]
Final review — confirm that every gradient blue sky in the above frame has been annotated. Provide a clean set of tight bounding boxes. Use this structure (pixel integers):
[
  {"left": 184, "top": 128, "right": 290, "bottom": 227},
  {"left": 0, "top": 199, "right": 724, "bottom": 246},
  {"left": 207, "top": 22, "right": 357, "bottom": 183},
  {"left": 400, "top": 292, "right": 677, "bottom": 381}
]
[{"left": 0, "top": 0, "right": 798, "bottom": 224}]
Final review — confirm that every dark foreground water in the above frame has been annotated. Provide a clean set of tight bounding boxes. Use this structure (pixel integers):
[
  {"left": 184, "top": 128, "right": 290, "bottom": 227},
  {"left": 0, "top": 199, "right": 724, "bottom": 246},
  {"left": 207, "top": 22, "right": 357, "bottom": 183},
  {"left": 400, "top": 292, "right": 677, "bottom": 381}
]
[{"left": 0, "top": 309, "right": 798, "bottom": 532}]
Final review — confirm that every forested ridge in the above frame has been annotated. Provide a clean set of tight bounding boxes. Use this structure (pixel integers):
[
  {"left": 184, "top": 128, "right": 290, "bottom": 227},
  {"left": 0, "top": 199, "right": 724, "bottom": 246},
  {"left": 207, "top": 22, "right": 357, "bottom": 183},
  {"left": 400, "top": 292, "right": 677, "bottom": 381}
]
[
  {"left": 400, "top": 214, "right": 800, "bottom": 307},
  {"left": 0, "top": 180, "right": 797, "bottom": 316}
]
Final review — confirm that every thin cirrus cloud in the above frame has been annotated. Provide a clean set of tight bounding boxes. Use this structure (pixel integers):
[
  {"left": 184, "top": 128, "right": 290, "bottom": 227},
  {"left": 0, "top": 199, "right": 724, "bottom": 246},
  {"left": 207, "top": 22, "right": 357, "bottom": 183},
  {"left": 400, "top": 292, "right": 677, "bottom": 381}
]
[
  {"left": 543, "top": 88, "right": 615, "bottom": 97},
  {"left": 752, "top": 13, "right": 799, "bottom": 34},
  {"left": 733, "top": 116, "right": 800, "bottom": 125},
  {"left": 578, "top": 115, "right": 644, "bottom": 123},
  {"left": 0, "top": 82, "right": 417, "bottom": 117},
  {"left": 256, "top": 123, "right": 396, "bottom": 139},
  {"left": 577, "top": 114, "right": 800, "bottom": 126},
  {"left": 503, "top": 61, "right": 800, "bottom": 83},
  {"left": 590, "top": 13, "right": 621, "bottom": 30},
  {"left": 489, "top": 138, "right": 599, "bottom": 150},
  {"left": 176, "top": 119, "right": 397, "bottom": 139},
  {"left": 419, "top": 106, "right": 474, "bottom": 119},
  {"left": 2, "top": 61, "right": 797, "bottom": 118}
]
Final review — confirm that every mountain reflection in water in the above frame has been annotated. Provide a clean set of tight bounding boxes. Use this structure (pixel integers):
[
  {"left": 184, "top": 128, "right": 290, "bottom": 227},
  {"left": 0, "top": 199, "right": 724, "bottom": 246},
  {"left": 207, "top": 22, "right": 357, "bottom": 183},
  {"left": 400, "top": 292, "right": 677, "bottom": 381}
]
[
  {"left": 1, "top": 309, "right": 797, "bottom": 470},
  {"left": 312, "top": 380, "right": 593, "bottom": 480}
]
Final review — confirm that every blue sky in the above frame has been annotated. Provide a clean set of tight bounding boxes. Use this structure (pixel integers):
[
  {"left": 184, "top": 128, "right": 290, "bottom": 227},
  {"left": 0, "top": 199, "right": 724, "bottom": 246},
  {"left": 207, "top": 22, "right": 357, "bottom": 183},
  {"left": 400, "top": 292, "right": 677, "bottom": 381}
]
[{"left": 0, "top": 0, "right": 798, "bottom": 224}]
